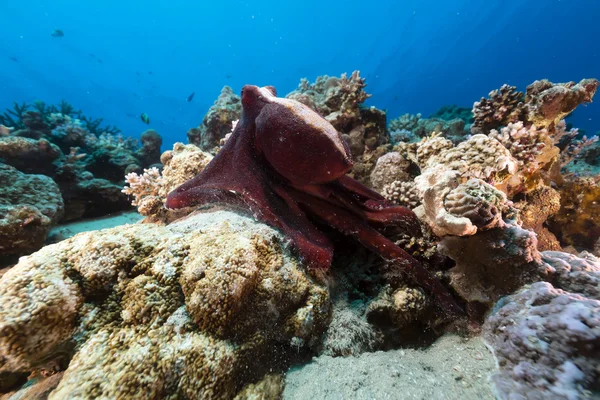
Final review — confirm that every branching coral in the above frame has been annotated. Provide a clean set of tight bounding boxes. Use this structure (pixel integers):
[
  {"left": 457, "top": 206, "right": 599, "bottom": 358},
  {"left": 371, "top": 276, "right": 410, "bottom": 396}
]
[
  {"left": 122, "top": 167, "right": 163, "bottom": 215},
  {"left": 121, "top": 143, "right": 214, "bottom": 220},
  {"left": 381, "top": 180, "right": 420, "bottom": 208},
  {"left": 472, "top": 84, "right": 526, "bottom": 134},
  {"left": 389, "top": 113, "right": 421, "bottom": 132}
]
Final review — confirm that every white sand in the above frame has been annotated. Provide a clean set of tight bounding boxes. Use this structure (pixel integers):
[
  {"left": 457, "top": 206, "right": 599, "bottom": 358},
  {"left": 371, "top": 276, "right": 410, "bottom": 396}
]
[{"left": 284, "top": 334, "right": 496, "bottom": 400}]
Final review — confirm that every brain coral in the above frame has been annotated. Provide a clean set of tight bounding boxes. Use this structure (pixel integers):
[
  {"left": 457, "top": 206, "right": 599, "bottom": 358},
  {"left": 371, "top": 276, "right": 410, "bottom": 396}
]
[{"left": 0, "top": 210, "right": 329, "bottom": 399}]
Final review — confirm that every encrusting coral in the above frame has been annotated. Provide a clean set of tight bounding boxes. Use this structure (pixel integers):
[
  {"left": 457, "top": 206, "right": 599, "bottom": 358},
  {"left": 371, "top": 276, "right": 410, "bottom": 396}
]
[{"left": 0, "top": 210, "right": 329, "bottom": 398}]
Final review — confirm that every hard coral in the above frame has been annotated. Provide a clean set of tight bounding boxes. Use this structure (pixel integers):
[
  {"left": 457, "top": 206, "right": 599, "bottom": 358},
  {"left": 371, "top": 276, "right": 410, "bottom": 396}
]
[
  {"left": 0, "top": 163, "right": 64, "bottom": 261},
  {"left": 187, "top": 86, "right": 242, "bottom": 153},
  {"left": 0, "top": 211, "right": 330, "bottom": 398},
  {"left": 526, "top": 78, "right": 599, "bottom": 130},
  {"left": 472, "top": 84, "right": 526, "bottom": 134},
  {"left": 122, "top": 143, "right": 214, "bottom": 220}
]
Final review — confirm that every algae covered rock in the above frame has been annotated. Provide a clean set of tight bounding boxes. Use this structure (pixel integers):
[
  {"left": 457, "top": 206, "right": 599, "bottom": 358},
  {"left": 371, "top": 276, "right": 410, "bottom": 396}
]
[{"left": 0, "top": 210, "right": 329, "bottom": 399}]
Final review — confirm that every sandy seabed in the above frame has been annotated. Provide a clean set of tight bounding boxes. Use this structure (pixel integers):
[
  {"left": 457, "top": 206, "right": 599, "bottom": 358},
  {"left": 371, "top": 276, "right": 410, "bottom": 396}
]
[{"left": 283, "top": 334, "right": 496, "bottom": 400}]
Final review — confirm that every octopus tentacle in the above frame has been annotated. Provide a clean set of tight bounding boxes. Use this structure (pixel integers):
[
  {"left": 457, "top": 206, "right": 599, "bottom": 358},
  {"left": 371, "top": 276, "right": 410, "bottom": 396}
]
[{"left": 287, "top": 186, "right": 463, "bottom": 316}]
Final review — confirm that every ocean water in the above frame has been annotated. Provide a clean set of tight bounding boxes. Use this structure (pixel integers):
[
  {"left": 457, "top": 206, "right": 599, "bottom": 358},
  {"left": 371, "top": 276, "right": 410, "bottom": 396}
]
[
  {"left": 1, "top": 0, "right": 599, "bottom": 146},
  {"left": 1, "top": 1, "right": 600, "bottom": 399}
]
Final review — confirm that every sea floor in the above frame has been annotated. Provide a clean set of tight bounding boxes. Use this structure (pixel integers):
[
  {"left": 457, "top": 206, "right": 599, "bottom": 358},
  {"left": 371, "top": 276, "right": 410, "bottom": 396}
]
[
  {"left": 283, "top": 334, "right": 496, "bottom": 400},
  {"left": 46, "top": 211, "right": 143, "bottom": 244}
]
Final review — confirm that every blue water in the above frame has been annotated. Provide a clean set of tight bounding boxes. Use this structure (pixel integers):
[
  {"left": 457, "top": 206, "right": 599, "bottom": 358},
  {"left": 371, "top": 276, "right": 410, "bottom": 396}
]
[{"left": 1, "top": 0, "right": 599, "bottom": 148}]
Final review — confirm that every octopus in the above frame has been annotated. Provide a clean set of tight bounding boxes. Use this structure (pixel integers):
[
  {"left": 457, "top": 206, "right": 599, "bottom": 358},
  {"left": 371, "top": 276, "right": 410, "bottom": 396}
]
[{"left": 166, "top": 85, "right": 462, "bottom": 315}]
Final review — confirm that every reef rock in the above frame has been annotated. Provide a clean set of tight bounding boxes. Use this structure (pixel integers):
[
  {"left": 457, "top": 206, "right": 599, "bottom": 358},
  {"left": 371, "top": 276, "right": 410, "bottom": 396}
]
[
  {"left": 0, "top": 136, "right": 61, "bottom": 174},
  {"left": 187, "top": 86, "right": 241, "bottom": 153},
  {"left": 0, "top": 210, "right": 329, "bottom": 399},
  {"left": 526, "top": 78, "right": 599, "bottom": 130},
  {"left": 0, "top": 163, "right": 64, "bottom": 261}
]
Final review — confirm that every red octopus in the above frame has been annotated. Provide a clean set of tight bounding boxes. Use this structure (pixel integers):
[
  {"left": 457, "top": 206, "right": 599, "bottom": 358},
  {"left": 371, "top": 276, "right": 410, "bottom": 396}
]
[{"left": 166, "top": 85, "right": 462, "bottom": 315}]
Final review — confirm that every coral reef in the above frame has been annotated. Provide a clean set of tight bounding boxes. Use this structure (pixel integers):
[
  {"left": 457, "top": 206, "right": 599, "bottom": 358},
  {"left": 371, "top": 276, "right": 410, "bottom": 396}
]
[
  {"left": 0, "top": 100, "right": 164, "bottom": 253},
  {"left": 548, "top": 175, "right": 600, "bottom": 250},
  {"left": 526, "top": 78, "right": 599, "bottom": 130},
  {"left": 167, "top": 85, "right": 461, "bottom": 315},
  {"left": 0, "top": 210, "right": 329, "bottom": 398},
  {"left": 0, "top": 164, "right": 64, "bottom": 261},
  {"left": 0, "top": 136, "right": 61, "bottom": 174},
  {"left": 369, "top": 152, "right": 412, "bottom": 193},
  {"left": 187, "top": 86, "right": 242, "bottom": 153},
  {"left": 286, "top": 71, "right": 370, "bottom": 133},
  {"left": 514, "top": 185, "right": 562, "bottom": 251},
  {"left": 122, "top": 142, "right": 213, "bottom": 221},
  {"left": 388, "top": 108, "right": 471, "bottom": 145},
  {"left": 471, "top": 84, "right": 526, "bottom": 134}
]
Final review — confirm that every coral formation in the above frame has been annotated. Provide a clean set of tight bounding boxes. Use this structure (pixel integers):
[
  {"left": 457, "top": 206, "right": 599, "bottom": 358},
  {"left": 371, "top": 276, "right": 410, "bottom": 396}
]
[
  {"left": 472, "top": 84, "right": 526, "bottom": 134},
  {"left": 526, "top": 78, "right": 599, "bottom": 130},
  {"left": 0, "top": 164, "right": 64, "bottom": 261},
  {"left": 368, "top": 152, "right": 412, "bottom": 193},
  {"left": 167, "top": 85, "right": 461, "bottom": 314},
  {"left": 0, "top": 211, "right": 329, "bottom": 398},
  {"left": 187, "top": 86, "right": 242, "bottom": 153},
  {"left": 548, "top": 176, "right": 600, "bottom": 250},
  {"left": 0, "top": 100, "right": 164, "bottom": 254},
  {"left": 484, "top": 279, "right": 600, "bottom": 399},
  {"left": 122, "top": 142, "right": 214, "bottom": 220}
]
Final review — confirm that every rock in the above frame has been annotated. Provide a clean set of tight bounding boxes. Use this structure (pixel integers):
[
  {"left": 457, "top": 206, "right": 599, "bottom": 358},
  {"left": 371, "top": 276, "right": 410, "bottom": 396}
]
[
  {"left": 0, "top": 163, "right": 63, "bottom": 261},
  {"left": 484, "top": 281, "right": 600, "bottom": 399},
  {"left": 0, "top": 210, "right": 329, "bottom": 399},
  {"left": 0, "top": 137, "right": 61, "bottom": 174}
]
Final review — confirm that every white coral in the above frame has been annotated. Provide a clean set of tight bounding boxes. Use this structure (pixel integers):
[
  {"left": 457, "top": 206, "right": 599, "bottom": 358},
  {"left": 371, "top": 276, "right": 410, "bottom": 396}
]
[{"left": 122, "top": 167, "right": 163, "bottom": 207}]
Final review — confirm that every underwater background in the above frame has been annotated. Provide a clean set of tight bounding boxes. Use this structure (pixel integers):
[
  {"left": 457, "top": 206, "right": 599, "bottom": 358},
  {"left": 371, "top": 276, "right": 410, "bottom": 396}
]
[
  {"left": 2, "top": 1, "right": 600, "bottom": 399},
  {"left": 1, "top": 0, "right": 599, "bottom": 147}
]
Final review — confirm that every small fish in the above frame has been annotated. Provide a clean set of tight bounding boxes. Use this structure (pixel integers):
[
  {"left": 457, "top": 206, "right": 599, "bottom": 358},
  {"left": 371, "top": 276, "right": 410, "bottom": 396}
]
[
  {"left": 186, "top": 92, "right": 195, "bottom": 102},
  {"left": 140, "top": 113, "right": 150, "bottom": 124},
  {"left": 8, "top": 56, "right": 18, "bottom": 62},
  {"left": 51, "top": 29, "right": 64, "bottom": 38},
  {"left": 148, "top": 71, "right": 153, "bottom": 75},
  {"left": 225, "top": 74, "right": 232, "bottom": 79}
]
